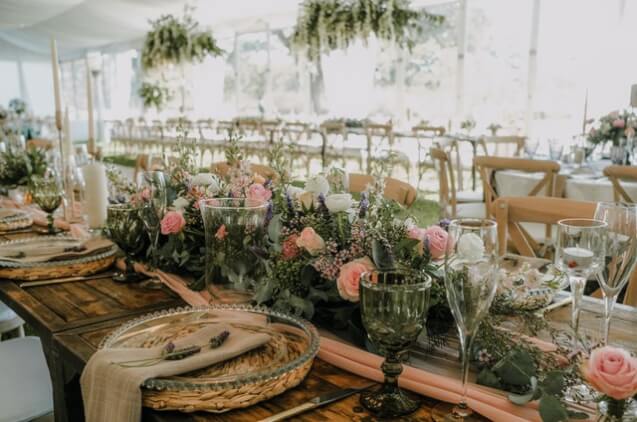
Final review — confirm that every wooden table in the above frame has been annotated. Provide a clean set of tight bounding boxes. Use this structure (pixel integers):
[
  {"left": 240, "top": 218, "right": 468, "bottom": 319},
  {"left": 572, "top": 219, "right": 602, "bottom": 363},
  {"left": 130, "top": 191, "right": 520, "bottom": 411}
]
[{"left": 1, "top": 229, "right": 636, "bottom": 421}]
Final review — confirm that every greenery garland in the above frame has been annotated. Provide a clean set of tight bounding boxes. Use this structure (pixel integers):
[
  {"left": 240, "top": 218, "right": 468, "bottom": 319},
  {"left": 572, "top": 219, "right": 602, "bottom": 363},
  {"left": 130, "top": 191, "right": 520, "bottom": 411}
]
[
  {"left": 141, "top": 10, "right": 223, "bottom": 70},
  {"left": 138, "top": 81, "right": 171, "bottom": 110},
  {"left": 291, "top": 0, "right": 444, "bottom": 62}
]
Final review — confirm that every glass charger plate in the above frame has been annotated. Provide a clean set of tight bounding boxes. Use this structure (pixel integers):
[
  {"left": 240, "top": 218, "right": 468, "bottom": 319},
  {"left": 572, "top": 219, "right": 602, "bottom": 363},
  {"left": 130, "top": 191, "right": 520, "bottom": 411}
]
[
  {"left": 99, "top": 304, "right": 320, "bottom": 392},
  {"left": 0, "top": 235, "right": 117, "bottom": 268}
]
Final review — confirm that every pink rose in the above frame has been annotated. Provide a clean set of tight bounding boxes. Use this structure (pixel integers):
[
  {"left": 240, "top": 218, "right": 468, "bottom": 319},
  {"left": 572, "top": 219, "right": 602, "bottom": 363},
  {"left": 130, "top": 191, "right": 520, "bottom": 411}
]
[
  {"left": 140, "top": 187, "right": 151, "bottom": 201},
  {"left": 337, "top": 257, "right": 376, "bottom": 302},
  {"left": 424, "top": 225, "right": 453, "bottom": 259},
  {"left": 625, "top": 127, "right": 635, "bottom": 138},
  {"left": 215, "top": 224, "right": 227, "bottom": 240},
  {"left": 282, "top": 234, "right": 300, "bottom": 260},
  {"left": 296, "top": 227, "right": 325, "bottom": 255},
  {"left": 612, "top": 119, "right": 626, "bottom": 129},
  {"left": 582, "top": 346, "right": 637, "bottom": 400},
  {"left": 408, "top": 227, "right": 428, "bottom": 255},
  {"left": 246, "top": 183, "right": 272, "bottom": 203},
  {"left": 609, "top": 111, "right": 620, "bottom": 119},
  {"left": 160, "top": 211, "right": 186, "bottom": 235}
]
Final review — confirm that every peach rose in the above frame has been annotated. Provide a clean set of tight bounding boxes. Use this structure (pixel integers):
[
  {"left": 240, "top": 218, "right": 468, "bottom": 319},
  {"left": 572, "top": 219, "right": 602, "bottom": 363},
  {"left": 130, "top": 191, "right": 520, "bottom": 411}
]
[
  {"left": 582, "top": 346, "right": 637, "bottom": 400},
  {"left": 253, "top": 173, "right": 266, "bottom": 185},
  {"left": 337, "top": 257, "right": 375, "bottom": 302},
  {"left": 407, "top": 226, "right": 427, "bottom": 255},
  {"left": 296, "top": 227, "right": 325, "bottom": 255},
  {"left": 424, "top": 225, "right": 453, "bottom": 259},
  {"left": 246, "top": 183, "right": 272, "bottom": 203},
  {"left": 160, "top": 211, "right": 186, "bottom": 235},
  {"left": 215, "top": 224, "right": 227, "bottom": 240},
  {"left": 282, "top": 234, "right": 300, "bottom": 260}
]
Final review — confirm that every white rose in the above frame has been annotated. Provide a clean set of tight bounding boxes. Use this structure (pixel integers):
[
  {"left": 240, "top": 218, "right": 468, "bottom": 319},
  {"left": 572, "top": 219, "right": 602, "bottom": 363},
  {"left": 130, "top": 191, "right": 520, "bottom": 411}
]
[
  {"left": 298, "top": 191, "right": 316, "bottom": 209},
  {"left": 206, "top": 177, "right": 220, "bottom": 195},
  {"left": 286, "top": 185, "right": 304, "bottom": 198},
  {"left": 325, "top": 193, "right": 353, "bottom": 213},
  {"left": 456, "top": 232, "right": 485, "bottom": 261},
  {"left": 172, "top": 197, "right": 190, "bottom": 211},
  {"left": 304, "top": 175, "right": 330, "bottom": 196},
  {"left": 192, "top": 172, "right": 215, "bottom": 186}
]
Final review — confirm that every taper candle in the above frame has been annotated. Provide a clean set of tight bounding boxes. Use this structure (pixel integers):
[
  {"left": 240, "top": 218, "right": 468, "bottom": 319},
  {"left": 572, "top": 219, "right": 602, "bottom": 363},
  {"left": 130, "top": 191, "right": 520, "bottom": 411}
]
[{"left": 50, "top": 38, "right": 62, "bottom": 131}]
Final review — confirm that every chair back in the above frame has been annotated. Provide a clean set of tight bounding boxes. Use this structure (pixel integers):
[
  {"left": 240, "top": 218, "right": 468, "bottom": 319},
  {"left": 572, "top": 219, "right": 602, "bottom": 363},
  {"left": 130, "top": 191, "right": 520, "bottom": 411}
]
[
  {"left": 493, "top": 196, "right": 596, "bottom": 257},
  {"left": 603, "top": 165, "right": 637, "bottom": 203},
  {"left": 479, "top": 136, "right": 526, "bottom": 157},
  {"left": 430, "top": 147, "right": 457, "bottom": 217},
  {"left": 475, "top": 156, "right": 560, "bottom": 219},
  {"left": 412, "top": 124, "right": 446, "bottom": 137},
  {"left": 25, "top": 138, "right": 54, "bottom": 150},
  {"left": 348, "top": 173, "right": 417, "bottom": 207},
  {"left": 211, "top": 162, "right": 279, "bottom": 181},
  {"left": 282, "top": 122, "right": 310, "bottom": 144}
]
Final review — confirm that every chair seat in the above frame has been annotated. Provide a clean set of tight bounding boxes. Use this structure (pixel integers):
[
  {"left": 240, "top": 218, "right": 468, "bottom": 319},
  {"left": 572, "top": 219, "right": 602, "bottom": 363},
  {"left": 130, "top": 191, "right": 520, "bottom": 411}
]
[
  {"left": 0, "top": 337, "right": 53, "bottom": 422},
  {"left": 448, "top": 202, "right": 486, "bottom": 218},
  {"left": 456, "top": 190, "right": 483, "bottom": 203},
  {"left": 0, "top": 302, "right": 23, "bottom": 334}
]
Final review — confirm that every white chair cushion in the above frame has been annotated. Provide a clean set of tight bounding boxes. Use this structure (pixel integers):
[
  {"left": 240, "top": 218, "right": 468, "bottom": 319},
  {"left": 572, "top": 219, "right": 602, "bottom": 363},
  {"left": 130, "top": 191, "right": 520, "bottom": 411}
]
[
  {"left": 448, "top": 202, "right": 487, "bottom": 218},
  {"left": 456, "top": 190, "right": 484, "bottom": 203},
  {"left": 0, "top": 337, "right": 53, "bottom": 422}
]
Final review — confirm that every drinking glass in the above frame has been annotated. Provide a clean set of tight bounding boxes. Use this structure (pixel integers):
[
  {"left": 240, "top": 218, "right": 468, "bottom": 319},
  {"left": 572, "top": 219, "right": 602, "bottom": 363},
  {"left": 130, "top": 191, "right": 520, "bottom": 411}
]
[
  {"left": 524, "top": 139, "right": 539, "bottom": 159},
  {"left": 138, "top": 171, "right": 167, "bottom": 267},
  {"left": 548, "top": 139, "right": 564, "bottom": 161},
  {"left": 593, "top": 203, "right": 637, "bottom": 345},
  {"left": 105, "top": 204, "right": 149, "bottom": 282},
  {"left": 555, "top": 219, "right": 607, "bottom": 350},
  {"left": 359, "top": 269, "right": 431, "bottom": 418},
  {"left": 433, "top": 218, "right": 498, "bottom": 422},
  {"left": 30, "top": 175, "right": 63, "bottom": 234},
  {"left": 199, "top": 198, "right": 269, "bottom": 290}
]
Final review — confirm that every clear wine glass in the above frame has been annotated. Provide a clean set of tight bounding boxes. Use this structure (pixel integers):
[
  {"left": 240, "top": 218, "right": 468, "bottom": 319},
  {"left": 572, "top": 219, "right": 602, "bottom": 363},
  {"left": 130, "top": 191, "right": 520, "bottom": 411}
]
[
  {"left": 359, "top": 269, "right": 431, "bottom": 418},
  {"left": 433, "top": 219, "right": 498, "bottom": 422},
  {"left": 555, "top": 219, "right": 607, "bottom": 350},
  {"left": 593, "top": 202, "right": 637, "bottom": 345},
  {"left": 138, "top": 171, "right": 167, "bottom": 267}
]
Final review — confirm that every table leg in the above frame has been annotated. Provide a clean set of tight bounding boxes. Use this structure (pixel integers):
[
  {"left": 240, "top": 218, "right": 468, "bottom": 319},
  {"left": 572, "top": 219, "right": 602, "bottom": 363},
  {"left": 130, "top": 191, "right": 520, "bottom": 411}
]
[{"left": 44, "top": 342, "right": 70, "bottom": 422}]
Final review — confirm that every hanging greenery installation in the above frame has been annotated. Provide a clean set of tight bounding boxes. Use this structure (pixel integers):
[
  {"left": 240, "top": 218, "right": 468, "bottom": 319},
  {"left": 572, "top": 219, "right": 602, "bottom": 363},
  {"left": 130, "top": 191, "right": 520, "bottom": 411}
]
[
  {"left": 291, "top": 0, "right": 444, "bottom": 62},
  {"left": 141, "top": 9, "right": 223, "bottom": 70}
]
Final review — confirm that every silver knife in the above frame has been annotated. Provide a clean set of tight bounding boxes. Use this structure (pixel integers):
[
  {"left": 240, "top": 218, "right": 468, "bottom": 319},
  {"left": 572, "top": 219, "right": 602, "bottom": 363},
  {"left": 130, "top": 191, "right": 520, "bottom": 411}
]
[
  {"left": 258, "top": 385, "right": 371, "bottom": 422},
  {"left": 19, "top": 272, "right": 117, "bottom": 288}
]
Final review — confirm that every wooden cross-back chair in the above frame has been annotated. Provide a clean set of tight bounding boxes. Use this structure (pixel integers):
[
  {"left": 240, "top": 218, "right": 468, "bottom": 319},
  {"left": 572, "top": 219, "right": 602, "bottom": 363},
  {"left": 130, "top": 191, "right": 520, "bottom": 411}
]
[
  {"left": 493, "top": 196, "right": 637, "bottom": 307},
  {"left": 430, "top": 147, "right": 484, "bottom": 218},
  {"left": 478, "top": 136, "right": 526, "bottom": 157},
  {"left": 348, "top": 173, "right": 417, "bottom": 207},
  {"left": 319, "top": 120, "right": 348, "bottom": 168},
  {"left": 211, "top": 162, "right": 279, "bottom": 182},
  {"left": 604, "top": 165, "right": 637, "bottom": 203},
  {"left": 364, "top": 120, "right": 410, "bottom": 177},
  {"left": 412, "top": 125, "right": 447, "bottom": 185}
]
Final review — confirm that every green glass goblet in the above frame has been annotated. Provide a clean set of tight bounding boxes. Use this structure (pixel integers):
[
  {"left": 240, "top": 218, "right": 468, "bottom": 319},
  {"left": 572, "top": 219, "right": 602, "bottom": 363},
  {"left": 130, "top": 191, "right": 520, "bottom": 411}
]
[
  {"left": 105, "top": 204, "right": 149, "bottom": 283},
  {"left": 359, "top": 269, "right": 431, "bottom": 418},
  {"left": 30, "top": 176, "right": 63, "bottom": 234}
]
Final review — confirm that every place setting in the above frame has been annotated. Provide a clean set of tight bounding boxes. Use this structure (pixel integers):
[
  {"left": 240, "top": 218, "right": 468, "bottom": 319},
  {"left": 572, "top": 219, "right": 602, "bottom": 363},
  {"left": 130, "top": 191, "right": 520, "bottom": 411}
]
[{"left": 3, "top": 1, "right": 637, "bottom": 422}]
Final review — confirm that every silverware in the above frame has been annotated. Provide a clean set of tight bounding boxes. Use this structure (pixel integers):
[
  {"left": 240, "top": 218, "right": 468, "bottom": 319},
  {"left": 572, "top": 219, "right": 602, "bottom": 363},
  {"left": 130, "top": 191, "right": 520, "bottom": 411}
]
[
  {"left": 19, "top": 271, "right": 118, "bottom": 288},
  {"left": 258, "top": 385, "right": 372, "bottom": 422}
]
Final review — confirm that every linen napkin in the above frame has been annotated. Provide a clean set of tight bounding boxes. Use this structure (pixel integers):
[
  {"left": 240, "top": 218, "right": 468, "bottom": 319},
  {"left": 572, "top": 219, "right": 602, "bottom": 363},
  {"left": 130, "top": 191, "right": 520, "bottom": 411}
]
[{"left": 81, "top": 323, "right": 270, "bottom": 422}]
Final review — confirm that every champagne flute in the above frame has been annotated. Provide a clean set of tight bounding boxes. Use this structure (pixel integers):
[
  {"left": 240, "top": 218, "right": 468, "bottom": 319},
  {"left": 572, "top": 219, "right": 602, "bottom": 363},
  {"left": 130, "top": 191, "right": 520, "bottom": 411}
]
[
  {"left": 359, "top": 269, "right": 431, "bottom": 418},
  {"left": 138, "top": 171, "right": 167, "bottom": 267},
  {"left": 30, "top": 175, "right": 63, "bottom": 234},
  {"left": 555, "top": 219, "right": 607, "bottom": 350},
  {"left": 433, "top": 218, "right": 498, "bottom": 422},
  {"left": 593, "top": 203, "right": 637, "bottom": 345}
]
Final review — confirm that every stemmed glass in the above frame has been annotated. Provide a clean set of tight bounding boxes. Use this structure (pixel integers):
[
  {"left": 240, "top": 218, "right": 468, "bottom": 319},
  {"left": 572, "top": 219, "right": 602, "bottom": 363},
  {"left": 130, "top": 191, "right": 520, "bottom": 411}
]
[
  {"left": 593, "top": 203, "right": 637, "bottom": 345},
  {"left": 30, "top": 175, "right": 64, "bottom": 234},
  {"left": 359, "top": 269, "right": 431, "bottom": 418},
  {"left": 433, "top": 218, "right": 498, "bottom": 422},
  {"left": 555, "top": 219, "right": 607, "bottom": 350},
  {"left": 105, "top": 204, "right": 149, "bottom": 283},
  {"left": 138, "top": 171, "right": 167, "bottom": 267}
]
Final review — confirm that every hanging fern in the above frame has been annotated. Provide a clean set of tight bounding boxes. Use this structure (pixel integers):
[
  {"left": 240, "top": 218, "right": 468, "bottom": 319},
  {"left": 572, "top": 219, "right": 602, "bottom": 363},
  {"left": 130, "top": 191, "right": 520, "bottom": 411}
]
[
  {"left": 141, "top": 9, "right": 223, "bottom": 70},
  {"left": 292, "top": 0, "right": 444, "bottom": 62}
]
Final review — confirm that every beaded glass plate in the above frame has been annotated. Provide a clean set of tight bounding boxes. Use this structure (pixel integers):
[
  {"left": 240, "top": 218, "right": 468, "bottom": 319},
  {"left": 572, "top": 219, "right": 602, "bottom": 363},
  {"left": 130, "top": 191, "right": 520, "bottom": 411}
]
[
  {"left": 0, "top": 235, "right": 117, "bottom": 268},
  {"left": 0, "top": 208, "right": 32, "bottom": 231},
  {"left": 99, "top": 305, "right": 320, "bottom": 393}
]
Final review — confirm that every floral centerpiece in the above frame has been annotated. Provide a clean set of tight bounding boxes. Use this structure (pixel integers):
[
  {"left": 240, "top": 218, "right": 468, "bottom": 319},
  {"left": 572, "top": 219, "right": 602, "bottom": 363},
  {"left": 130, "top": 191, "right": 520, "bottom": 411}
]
[
  {"left": 582, "top": 346, "right": 637, "bottom": 421},
  {"left": 8, "top": 98, "right": 27, "bottom": 116},
  {"left": 138, "top": 81, "right": 171, "bottom": 110},
  {"left": 587, "top": 110, "right": 637, "bottom": 147},
  {"left": 0, "top": 147, "right": 47, "bottom": 188},
  {"left": 487, "top": 123, "right": 502, "bottom": 136}
]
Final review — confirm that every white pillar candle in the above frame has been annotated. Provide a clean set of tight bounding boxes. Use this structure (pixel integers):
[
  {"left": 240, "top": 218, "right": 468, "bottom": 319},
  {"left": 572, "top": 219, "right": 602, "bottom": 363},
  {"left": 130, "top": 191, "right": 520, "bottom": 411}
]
[
  {"left": 50, "top": 38, "right": 62, "bottom": 131},
  {"left": 82, "top": 162, "right": 108, "bottom": 229}
]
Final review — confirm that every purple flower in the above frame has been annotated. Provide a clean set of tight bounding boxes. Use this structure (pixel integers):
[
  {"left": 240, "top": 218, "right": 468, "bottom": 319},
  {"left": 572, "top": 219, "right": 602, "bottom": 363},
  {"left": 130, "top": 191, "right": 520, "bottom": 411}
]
[
  {"left": 438, "top": 218, "right": 451, "bottom": 231},
  {"left": 359, "top": 193, "right": 369, "bottom": 218},
  {"left": 265, "top": 201, "right": 273, "bottom": 225}
]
